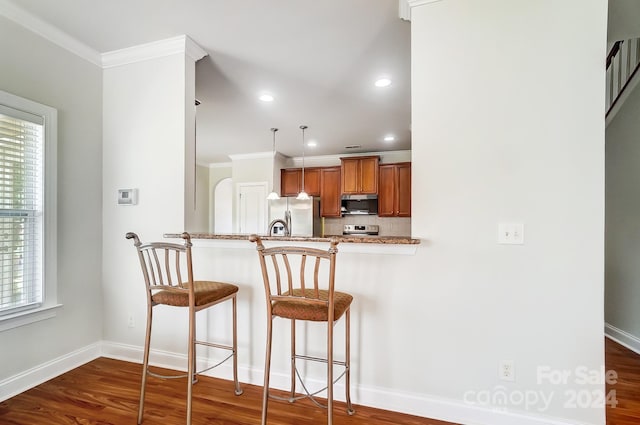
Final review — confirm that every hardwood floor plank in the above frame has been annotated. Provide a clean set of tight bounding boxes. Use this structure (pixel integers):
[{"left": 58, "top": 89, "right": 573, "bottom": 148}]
[
  {"left": 0, "top": 358, "right": 455, "bottom": 425},
  {"left": 5, "top": 341, "right": 637, "bottom": 425},
  {"left": 606, "top": 338, "right": 640, "bottom": 425}
]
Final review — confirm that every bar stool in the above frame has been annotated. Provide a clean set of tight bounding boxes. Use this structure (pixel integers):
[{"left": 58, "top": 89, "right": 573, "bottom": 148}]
[
  {"left": 249, "top": 234, "right": 354, "bottom": 425},
  {"left": 126, "top": 232, "right": 243, "bottom": 425}
]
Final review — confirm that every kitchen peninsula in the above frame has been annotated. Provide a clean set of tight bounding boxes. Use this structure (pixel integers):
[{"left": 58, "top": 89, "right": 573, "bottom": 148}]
[{"left": 164, "top": 232, "right": 420, "bottom": 245}]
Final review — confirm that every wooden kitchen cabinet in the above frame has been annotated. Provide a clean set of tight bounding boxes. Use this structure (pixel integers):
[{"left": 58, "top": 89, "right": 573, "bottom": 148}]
[
  {"left": 320, "top": 167, "right": 341, "bottom": 217},
  {"left": 280, "top": 168, "right": 321, "bottom": 197},
  {"left": 378, "top": 162, "right": 411, "bottom": 217},
  {"left": 281, "top": 169, "right": 301, "bottom": 196},
  {"left": 341, "top": 156, "right": 379, "bottom": 195}
]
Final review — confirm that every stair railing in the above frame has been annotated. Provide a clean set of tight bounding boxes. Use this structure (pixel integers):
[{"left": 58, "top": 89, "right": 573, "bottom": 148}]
[{"left": 606, "top": 38, "right": 640, "bottom": 116}]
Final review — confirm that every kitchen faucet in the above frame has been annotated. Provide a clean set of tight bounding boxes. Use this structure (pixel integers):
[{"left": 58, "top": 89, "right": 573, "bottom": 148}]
[{"left": 267, "top": 219, "right": 290, "bottom": 236}]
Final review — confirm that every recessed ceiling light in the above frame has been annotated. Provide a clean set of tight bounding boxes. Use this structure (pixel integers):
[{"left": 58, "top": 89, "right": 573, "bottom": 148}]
[
  {"left": 259, "top": 93, "right": 274, "bottom": 102},
  {"left": 384, "top": 135, "right": 395, "bottom": 142},
  {"left": 374, "top": 78, "right": 392, "bottom": 88},
  {"left": 307, "top": 140, "right": 317, "bottom": 148}
]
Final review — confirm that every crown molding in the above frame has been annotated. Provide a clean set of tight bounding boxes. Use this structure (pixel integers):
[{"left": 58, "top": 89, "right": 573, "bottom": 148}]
[
  {"left": 102, "top": 35, "right": 208, "bottom": 69},
  {"left": 209, "top": 162, "right": 232, "bottom": 169},
  {"left": 184, "top": 36, "right": 208, "bottom": 62},
  {"left": 286, "top": 150, "right": 412, "bottom": 168},
  {"left": 0, "top": 0, "right": 102, "bottom": 66},
  {"left": 407, "top": 0, "right": 444, "bottom": 7},
  {"left": 228, "top": 151, "right": 273, "bottom": 161}
]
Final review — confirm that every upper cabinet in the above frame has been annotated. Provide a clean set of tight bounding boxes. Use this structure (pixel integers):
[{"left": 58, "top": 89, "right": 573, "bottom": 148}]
[
  {"left": 280, "top": 168, "right": 321, "bottom": 197},
  {"left": 378, "top": 162, "right": 411, "bottom": 217},
  {"left": 320, "top": 167, "right": 341, "bottom": 217},
  {"left": 341, "top": 156, "right": 379, "bottom": 195},
  {"left": 281, "top": 169, "right": 301, "bottom": 196}
]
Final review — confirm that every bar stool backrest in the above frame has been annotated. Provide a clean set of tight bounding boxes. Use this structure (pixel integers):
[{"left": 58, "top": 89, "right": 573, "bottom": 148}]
[
  {"left": 126, "top": 232, "right": 194, "bottom": 301},
  {"left": 249, "top": 235, "right": 340, "bottom": 321}
]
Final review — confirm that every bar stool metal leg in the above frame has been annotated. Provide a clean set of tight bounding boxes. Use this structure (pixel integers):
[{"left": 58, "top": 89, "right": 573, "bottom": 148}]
[
  {"left": 138, "top": 306, "right": 153, "bottom": 424},
  {"left": 233, "top": 296, "right": 243, "bottom": 395},
  {"left": 186, "top": 308, "right": 196, "bottom": 424},
  {"left": 290, "top": 319, "right": 296, "bottom": 401},
  {"left": 327, "top": 317, "right": 334, "bottom": 425},
  {"left": 262, "top": 317, "right": 274, "bottom": 425},
  {"left": 346, "top": 308, "right": 354, "bottom": 415}
]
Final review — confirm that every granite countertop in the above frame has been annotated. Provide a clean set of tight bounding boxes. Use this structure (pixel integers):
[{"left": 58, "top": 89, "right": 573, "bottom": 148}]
[{"left": 164, "top": 233, "right": 420, "bottom": 245}]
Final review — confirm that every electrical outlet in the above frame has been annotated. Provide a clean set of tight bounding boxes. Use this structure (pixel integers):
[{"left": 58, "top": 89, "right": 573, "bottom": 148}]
[
  {"left": 499, "top": 360, "right": 515, "bottom": 381},
  {"left": 127, "top": 314, "right": 135, "bottom": 328},
  {"left": 498, "top": 223, "right": 525, "bottom": 245}
]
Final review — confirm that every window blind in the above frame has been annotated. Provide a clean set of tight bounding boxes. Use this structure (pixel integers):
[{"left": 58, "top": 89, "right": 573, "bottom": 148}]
[{"left": 0, "top": 104, "right": 44, "bottom": 315}]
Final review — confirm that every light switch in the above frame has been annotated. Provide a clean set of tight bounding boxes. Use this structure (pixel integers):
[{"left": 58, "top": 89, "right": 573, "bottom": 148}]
[{"left": 498, "top": 223, "right": 524, "bottom": 245}]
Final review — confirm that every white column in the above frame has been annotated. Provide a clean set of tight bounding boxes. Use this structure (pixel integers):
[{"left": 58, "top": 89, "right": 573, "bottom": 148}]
[{"left": 410, "top": 1, "right": 607, "bottom": 424}]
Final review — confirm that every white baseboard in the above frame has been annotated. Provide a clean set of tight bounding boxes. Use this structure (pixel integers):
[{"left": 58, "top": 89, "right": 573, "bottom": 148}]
[
  {"left": 605, "top": 323, "right": 640, "bottom": 355},
  {"left": 100, "top": 341, "right": 594, "bottom": 425},
  {"left": 0, "top": 342, "right": 101, "bottom": 402}
]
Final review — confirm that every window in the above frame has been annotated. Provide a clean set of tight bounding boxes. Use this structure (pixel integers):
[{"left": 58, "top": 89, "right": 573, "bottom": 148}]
[{"left": 0, "top": 90, "right": 57, "bottom": 326}]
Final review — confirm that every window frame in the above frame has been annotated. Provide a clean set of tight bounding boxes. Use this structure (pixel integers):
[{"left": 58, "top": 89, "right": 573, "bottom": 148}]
[{"left": 0, "top": 90, "right": 59, "bottom": 331}]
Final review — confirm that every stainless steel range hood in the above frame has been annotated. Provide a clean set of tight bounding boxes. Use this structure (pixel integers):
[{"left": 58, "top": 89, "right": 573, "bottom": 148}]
[{"left": 341, "top": 194, "right": 378, "bottom": 201}]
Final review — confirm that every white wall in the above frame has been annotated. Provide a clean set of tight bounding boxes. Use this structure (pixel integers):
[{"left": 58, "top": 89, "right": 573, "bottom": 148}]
[
  {"left": 605, "top": 83, "right": 640, "bottom": 346},
  {"left": 0, "top": 16, "right": 103, "bottom": 378},
  {"left": 102, "top": 49, "right": 192, "bottom": 346},
  {"left": 209, "top": 164, "right": 232, "bottom": 232},
  {"left": 411, "top": 1, "right": 606, "bottom": 424},
  {"left": 608, "top": 0, "right": 640, "bottom": 42},
  {"left": 187, "top": 164, "right": 210, "bottom": 233}
]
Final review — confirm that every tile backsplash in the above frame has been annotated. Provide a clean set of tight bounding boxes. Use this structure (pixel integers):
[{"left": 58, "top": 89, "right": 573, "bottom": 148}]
[{"left": 323, "top": 216, "right": 411, "bottom": 237}]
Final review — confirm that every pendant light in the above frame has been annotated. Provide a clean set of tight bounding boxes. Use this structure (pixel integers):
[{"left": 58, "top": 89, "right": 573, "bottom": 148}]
[
  {"left": 266, "top": 127, "right": 280, "bottom": 200},
  {"left": 296, "top": 125, "right": 310, "bottom": 200}
]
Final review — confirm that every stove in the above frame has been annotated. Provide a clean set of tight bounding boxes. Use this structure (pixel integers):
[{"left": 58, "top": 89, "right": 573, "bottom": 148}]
[{"left": 343, "top": 224, "right": 379, "bottom": 236}]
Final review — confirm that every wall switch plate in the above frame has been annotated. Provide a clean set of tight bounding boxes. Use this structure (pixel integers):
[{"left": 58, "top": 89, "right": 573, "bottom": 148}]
[{"left": 498, "top": 223, "right": 524, "bottom": 245}]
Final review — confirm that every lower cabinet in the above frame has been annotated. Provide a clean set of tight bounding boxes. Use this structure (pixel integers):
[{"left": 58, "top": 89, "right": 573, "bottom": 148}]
[{"left": 378, "top": 163, "right": 411, "bottom": 217}]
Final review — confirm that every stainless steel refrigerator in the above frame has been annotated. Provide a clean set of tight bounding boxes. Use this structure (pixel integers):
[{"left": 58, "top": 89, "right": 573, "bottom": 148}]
[{"left": 267, "top": 197, "right": 321, "bottom": 237}]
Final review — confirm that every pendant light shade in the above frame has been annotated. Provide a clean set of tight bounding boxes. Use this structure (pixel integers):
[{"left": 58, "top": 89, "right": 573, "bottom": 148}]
[
  {"left": 296, "top": 125, "right": 310, "bottom": 200},
  {"left": 267, "top": 127, "right": 280, "bottom": 200}
]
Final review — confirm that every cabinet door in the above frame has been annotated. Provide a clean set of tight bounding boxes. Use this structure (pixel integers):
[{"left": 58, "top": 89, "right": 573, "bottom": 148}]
[
  {"left": 359, "top": 156, "right": 379, "bottom": 194},
  {"left": 320, "top": 167, "right": 341, "bottom": 217},
  {"left": 397, "top": 163, "right": 411, "bottom": 217},
  {"left": 303, "top": 168, "right": 321, "bottom": 196},
  {"left": 281, "top": 169, "right": 300, "bottom": 196},
  {"left": 377, "top": 164, "right": 396, "bottom": 217},
  {"left": 341, "top": 159, "right": 359, "bottom": 194}
]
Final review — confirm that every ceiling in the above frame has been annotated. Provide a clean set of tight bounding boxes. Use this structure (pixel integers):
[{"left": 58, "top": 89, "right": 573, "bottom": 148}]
[{"left": 4, "top": 0, "right": 411, "bottom": 164}]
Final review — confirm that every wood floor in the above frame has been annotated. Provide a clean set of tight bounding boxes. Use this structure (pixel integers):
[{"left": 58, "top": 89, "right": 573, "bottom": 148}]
[
  {"left": 1, "top": 339, "right": 638, "bottom": 425},
  {"left": 0, "top": 358, "right": 456, "bottom": 425},
  {"left": 606, "top": 338, "right": 640, "bottom": 425}
]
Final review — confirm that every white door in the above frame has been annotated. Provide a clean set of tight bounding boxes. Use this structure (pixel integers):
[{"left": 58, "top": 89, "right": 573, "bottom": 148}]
[{"left": 237, "top": 183, "right": 267, "bottom": 234}]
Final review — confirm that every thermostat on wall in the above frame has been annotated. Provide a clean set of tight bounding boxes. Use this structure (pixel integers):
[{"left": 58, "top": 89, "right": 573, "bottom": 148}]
[{"left": 118, "top": 189, "right": 138, "bottom": 205}]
